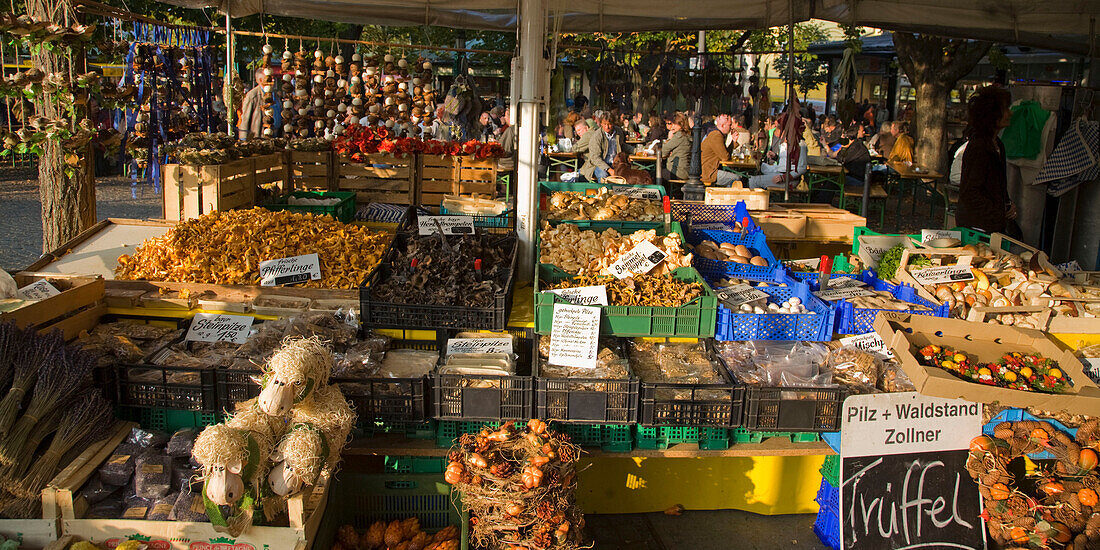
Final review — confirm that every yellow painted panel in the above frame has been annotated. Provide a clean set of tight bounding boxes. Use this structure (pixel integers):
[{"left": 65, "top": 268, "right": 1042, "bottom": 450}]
[
  {"left": 576, "top": 455, "right": 827, "bottom": 515},
  {"left": 1051, "top": 333, "right": 1100, "bottom": 351}
]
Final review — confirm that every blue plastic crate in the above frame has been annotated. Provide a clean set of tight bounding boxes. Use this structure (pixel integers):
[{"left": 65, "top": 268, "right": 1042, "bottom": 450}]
[
  {"left": 688, "top": 227, "right": 785, "bottom": 283},
  {"left": 714, "top": 281, "right": 836, "bottom": 341},
  {"left": 834, "top": 270, "right": 950, "bottom": 335},
  {"left": 982, "top": 408, "right": 1077, "bottom": 460},
  {"left": 670, "top": 200, "right": 758, "bottom": 232},
  {"left": 814, "top": 477, "right": 841, "bottom": 549}
]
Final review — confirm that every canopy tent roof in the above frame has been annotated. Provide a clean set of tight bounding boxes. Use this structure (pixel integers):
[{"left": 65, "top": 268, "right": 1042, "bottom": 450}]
[{"left": 164, "top": 0, "right": 1100, "bottom": 55}]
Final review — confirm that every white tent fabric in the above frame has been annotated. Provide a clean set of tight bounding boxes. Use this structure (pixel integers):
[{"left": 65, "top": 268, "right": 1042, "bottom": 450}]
[{"left": 161, "top": 0, "right": 1100, "bottom": 53}]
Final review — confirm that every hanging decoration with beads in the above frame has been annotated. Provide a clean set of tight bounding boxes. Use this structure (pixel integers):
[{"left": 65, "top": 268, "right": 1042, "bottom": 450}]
[{"left": 120, "top": 21, "right": 217, "bottom": 194}]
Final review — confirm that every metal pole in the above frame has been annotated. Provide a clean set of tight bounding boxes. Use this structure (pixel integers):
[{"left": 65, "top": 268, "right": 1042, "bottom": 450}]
[
  {"left": 784, "top": 0, "right": 794, "bottom": 202},
  {"left": 225, "top": 13, "right": 235, "bottom": 135},
  {"left": 682, "top": 31, "right": 706, "bottom": 199},
  {"left": 515, "top": 0, "right": 546, "bottom": 282}
]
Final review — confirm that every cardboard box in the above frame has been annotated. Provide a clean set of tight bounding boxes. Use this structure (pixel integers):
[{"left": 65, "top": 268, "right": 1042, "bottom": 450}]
[
  {"left": 750, "top": 211, "right": 806, "bottom": 240},
  {"left": 46, "top": 422, "right": 328, "bottom": 550},
  {"left": 874, "top": 313, "right": 1100, "bottom": 415},
  {"left": 704, "top": 185, "right": 769, "bottom": 210}
]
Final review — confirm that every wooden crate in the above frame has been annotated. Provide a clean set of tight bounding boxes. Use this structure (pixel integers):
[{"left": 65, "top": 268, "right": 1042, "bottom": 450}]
[
  {"left": 2, "top": 274, "right": 105, "bottom": 340},
  {"left": 254, "top": 152, "right": 288, "bottom": 195},
  {"left": 46, "top": 422, "right": 329, "bottom": 550},
  {"left": 162, "top": 158, "right": 255, "bottom": 221},
  {"left": 337, "top": 153, "right": 416, "bottom": 205},
  {"left": 455, "top": 157, "right": 499, "bottom": 197},
  {"left": 288, "top": 150, "right": 335, "bottom": 191},
  {"left": 417, "top": 153, "right": 459, "bottom": 210}
]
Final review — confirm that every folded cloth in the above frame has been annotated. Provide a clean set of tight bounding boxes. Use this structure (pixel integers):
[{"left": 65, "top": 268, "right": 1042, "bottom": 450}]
[{"left": 1036, "top": 120, "right": 1099, "bottom": 197}]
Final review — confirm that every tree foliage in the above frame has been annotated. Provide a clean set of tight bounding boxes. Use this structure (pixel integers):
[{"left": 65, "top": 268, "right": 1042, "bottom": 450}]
[{"left": 773, "top": 52, "right": 828, "bottom": 99}]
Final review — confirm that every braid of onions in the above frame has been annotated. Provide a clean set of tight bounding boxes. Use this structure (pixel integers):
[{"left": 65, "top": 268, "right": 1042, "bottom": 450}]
[
  {"left": 15, "top": 389, "right": 112, "bottom": 499},
  {"left": 0, "top": 345, "right": 95, "bottom": 466},
  {"left": 0, "top": 329, "right": 60, "bottom": 438}
]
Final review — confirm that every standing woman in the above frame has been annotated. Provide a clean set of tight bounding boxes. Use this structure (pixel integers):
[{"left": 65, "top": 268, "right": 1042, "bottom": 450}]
[
  {"left": 663, "top": 113, "right": 692, "bottom": 180},
  {"left": 957, "top": 86, "right": 1016, "bottom": 233}
]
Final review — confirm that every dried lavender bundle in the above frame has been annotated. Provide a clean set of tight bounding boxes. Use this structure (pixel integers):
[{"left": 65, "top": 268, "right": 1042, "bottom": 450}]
[{"left": 0, "top": 329, "right": 60, "bottom": 437}]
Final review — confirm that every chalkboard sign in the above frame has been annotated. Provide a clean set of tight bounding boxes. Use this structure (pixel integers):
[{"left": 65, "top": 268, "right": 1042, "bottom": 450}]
[{"left": 839, "top": 392, "right": 986, "bottom": 549}]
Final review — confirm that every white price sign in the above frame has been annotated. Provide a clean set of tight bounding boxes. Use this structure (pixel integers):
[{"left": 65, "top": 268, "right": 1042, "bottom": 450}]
[
  {"left": 921, "top": 229, "right": 962, "bottom": 243},
  {"left": 18, "top": 280, "right": 61, "bottom": 300},
  {"left": 547, "top": 304, "right": 601, "bottom": 369},
  {"left": 259, "top": 254, "right": 322, "bottom": 286},
  {"left": 609, "top": 184, "right": 661, "bottom": 200},
  {"left": 545, "top": 285, "right": 608, "bottom": 306},
  {"left": 841, "top": 392, "right": 981, "bottom": 456},
  {"left": 607, "top": 241, "right": 667, "bottom": 279},
  {"left": 815, "top": 286, "right": 876, "bottom": 301},
  {"left": 446, "top": 338, "right": 514, "bottom": 356},
  {"left": 909, "top": 265, "right": 975, "bottom": 286},
  {"left": 828, "top": 276, "right": 867, "bottom": 289},
  {"left": 692, "top": 222, "right": 736, "bottom": 231},
  {"left": 186, "top": 313, "right": 254, "bottom": 344},
  {"left": 716, "top": 284, "right": 769, "bottom": 307},
  {"left": 838, "top": 332, "right": 894, "bottom": 359},
  {"left": 418, "top": 215, "right": 475, "bottom": 235}
]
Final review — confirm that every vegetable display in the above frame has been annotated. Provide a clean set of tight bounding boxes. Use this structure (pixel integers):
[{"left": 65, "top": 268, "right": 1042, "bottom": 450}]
[
  {"left": 538, "top": 222, "right": 692, "bottom": 276},
  {"left": 330, "top": 520, "right": 461, "bottom": 550},
  {"left": 543, "top": 187, "right": 661, "bottom": 222},
  {"left": 545, "top": 274, "right": 705, "bottom": 307},
  {"left": 115, "top": 208, "right": 391, "bottom": 288},
  {"left": 918, "top": 345, "right": 1071, "bottom": 393}
]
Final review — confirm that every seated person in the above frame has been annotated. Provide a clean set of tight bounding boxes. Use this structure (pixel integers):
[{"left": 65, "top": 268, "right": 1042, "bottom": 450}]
[
  {"left": 887, "top": 121, "right": 915, "bottom": 164},
  {"left": 813, "top": 136, "right": 871, "bottom": 204},
  {"left": 571, "top": 120, "right": 592, "bottom": 154},
  {"left": 579, "top": 113, "right": 625, "bottom": 182},
  {"left": 701, "top": 113, "right": 738, "bottom": 186},
  {"left": 747, "top": 113, "right": 808, "bottom": 190}
]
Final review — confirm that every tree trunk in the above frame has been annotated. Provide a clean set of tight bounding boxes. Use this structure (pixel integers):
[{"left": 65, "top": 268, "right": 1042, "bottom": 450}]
[
  {"left": 912, "top": 81, "right": 948, "bottom": 170},
  {"left": 28, "top": 0, "right": 86, "bottom": 252}
]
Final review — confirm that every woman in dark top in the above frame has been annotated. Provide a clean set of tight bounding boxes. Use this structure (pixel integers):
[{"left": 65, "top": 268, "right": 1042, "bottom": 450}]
[{"left": 957, "top": 86, "right": 1016, "bottom": 233}]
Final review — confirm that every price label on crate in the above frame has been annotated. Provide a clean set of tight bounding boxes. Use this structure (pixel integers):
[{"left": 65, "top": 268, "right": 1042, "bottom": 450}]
[
  {"left": 786, "top": 257, "right": 820, "bottom": 269},
  {"left": 418, "top": 215, "right": 475, "bottom": 235},
  {"left": 827, "top": 276, "right": 866, "bottom": 289},
  {"left": 545, "top": 285, "right": 608, "bottom": 306},
  {"left": 609, "top": 184, "right": 661, "bottom": 200},
  {"left": 815, "top": 286, "right": 876, "bottom": 301},
  {"left": 607, "top": 241, "right": 667, "bottom": 279},
  {"left": 259, "top": 254, "right": 321, "bottom": 286},
  {"left": 920, "top": 229, "right": 962, "bottom": 243},
  {"left": 18, "top": 279, "right": 61, "bottom": 300},
  {"left": 715, "top": 284, "right": 768, "bottom": 307},
  {"left": 446, "top": 338, "right": 514, "bottom": 356},
  {"left": 909, "top": 265, "right": 975, "bottom": 286},
  {"left": 547, "top": 304, "right": 601, "bottom": 369},
  {"left": 186, "top": 313, "right": 254, "bottom": 344},
  {"left": 692, "top": 222, "right": 736, "bottom": 231},
  {"left": 838, "top": 332, "right": 894, "bottom": 359}
]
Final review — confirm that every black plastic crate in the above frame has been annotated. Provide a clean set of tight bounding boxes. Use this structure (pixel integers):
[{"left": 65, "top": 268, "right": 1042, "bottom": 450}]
[
  {"left": 534, "top": 339, "right": 639, "bottom": 424},
  {"left": 741, "top": 386, "right": 847, "bottom": 432},
  {"left": 360, "top": 232, "right": 518, "bottom": 331},
  {"left": 400, "top": 206, "right": 516, "bottom": 235},
  {"left": 432, "top": 371, "right": 533, "bottom": 421},
  {"left": 637, "top": 342, "right": 743, "bottom": 428},
  {"left": 215, "top": 338, "right": 436, "bottom": 424},
  {"left": 116, "top": 351, "right": 220, "bottom": 414}
]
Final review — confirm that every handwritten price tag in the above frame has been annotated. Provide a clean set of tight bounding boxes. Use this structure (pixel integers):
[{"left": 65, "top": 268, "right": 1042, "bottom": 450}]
[
  {"left": 909, "top": 265, "right": 975, "bottom": 286},
  {"left": 920, "top": 229, "right": 962, "bottom": 243},
  {"left": 18, "top": 279, "right": 61, "bottom": 300},
  {"left": 607, "top": 241, "right": 667, "bottom": 279},
  {"left": 546, "top": 285, "right": 608, "bottom": 306},
  {"left": 418, "top": 215, "right": 475, "bottom": 235},
  {"left": 446, "top": 338, "right": 514, "bottom": 355},
  {"left": 547, "top": 304, "right": 601, "bottom": 369},
  {"left": 715, "top": 284, "right": 768, "bottom": 307},
  {"left": 608, "top": 184, "right": 661, "bottom": 200},
  {"left": 838, "top": 332, "right": 894, "bottom": 359},
  {"left": 815, "top": 286, "right": 876, "bottom": 301},
  {"left": 186, "top": 313, "right": 254, "bottom": 344},
  {"left": 259, "top": 254, "right": 321, "bottom": 287}
]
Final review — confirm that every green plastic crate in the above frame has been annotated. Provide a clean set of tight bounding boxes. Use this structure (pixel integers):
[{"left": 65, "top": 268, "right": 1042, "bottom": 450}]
[
  {"left": 312, "top": 473, "right": 468, "bottom": 550},
  {"left": 263, "top": 190, "right": 357, "bottom": 223},
  {"left": 852, "top": 226, "right": 1003, "bottom": 255},
  {"left": 539, "top": 181, "right": 666, "bottom": 231},
  {"left": 535, "top": 266, "right": 718, "bottom": 337},
  {"left": 435, "top": 420, "right": 503, "bottom": 448},
  {"left": 550, "top": 422, "right": 634, "bottom": 453},
  {"left": 359, "top": 420, "right": 437, "bottom": 440},
  {"left": 820, "top": 454, "right": 840, "bottom": 487},
  {"left": 117, "top": 406, "right": 219, "bottom": 433},
  {"left": 634, "top": 426, "right": 730, "bottom": 450},
  {"left": 385, "top": 456, "right": 448, "bottom": 474},
  {"left": 731, "top": 428, "right": 821, "bottom": 444}
]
